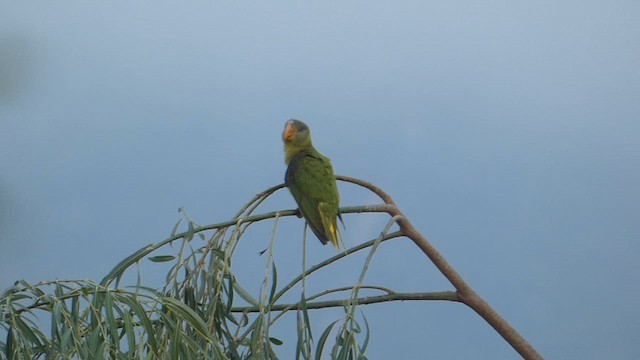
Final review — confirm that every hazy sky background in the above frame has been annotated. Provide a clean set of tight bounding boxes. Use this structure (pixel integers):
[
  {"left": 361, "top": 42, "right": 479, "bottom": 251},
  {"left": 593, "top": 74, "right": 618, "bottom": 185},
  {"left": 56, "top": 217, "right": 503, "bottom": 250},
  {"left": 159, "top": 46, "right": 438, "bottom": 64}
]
[{"left": 1, "top": 1, "right": 639, "bottom": 359}]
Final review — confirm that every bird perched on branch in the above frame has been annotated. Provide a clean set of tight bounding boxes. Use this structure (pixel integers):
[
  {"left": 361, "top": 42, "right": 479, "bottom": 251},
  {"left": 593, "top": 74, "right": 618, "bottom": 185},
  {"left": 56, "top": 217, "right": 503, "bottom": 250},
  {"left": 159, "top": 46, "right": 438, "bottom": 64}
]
[{"left": 282, "top": 119, "right": 342, "bottom": 248}]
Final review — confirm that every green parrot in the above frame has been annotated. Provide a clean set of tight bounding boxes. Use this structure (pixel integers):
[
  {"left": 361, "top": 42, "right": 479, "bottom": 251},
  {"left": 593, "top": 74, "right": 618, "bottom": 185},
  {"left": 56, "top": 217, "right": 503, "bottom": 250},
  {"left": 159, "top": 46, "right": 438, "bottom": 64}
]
[{"left": 282, "top": 119, "right": 342, "bottom": 248}]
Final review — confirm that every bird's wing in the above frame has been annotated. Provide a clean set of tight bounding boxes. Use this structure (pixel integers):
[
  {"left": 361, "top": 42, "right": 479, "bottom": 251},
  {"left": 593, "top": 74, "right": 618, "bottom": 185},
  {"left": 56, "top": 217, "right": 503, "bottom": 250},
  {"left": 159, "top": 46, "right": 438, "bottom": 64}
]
[{"left": 286, "top": 152, "right": 340, "bottom": 246}]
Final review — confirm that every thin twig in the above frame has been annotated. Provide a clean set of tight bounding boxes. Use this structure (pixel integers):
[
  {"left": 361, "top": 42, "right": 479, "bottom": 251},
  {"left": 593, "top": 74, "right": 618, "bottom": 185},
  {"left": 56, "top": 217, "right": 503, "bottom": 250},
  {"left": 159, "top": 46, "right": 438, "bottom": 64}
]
[
  {"left": 233, "top": 291, "right": 460, "bottom": 313},
  {"left": 99, "top": 204, "right": 394, "bottom": 287},
  {"left": 269, "top": 230, "right": 403, "bottom": 306}
]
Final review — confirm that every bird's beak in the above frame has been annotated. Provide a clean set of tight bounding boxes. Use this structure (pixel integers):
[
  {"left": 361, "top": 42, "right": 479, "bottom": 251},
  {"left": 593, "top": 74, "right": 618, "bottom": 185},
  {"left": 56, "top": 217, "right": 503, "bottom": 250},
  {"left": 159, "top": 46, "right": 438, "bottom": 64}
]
[{"left": 283, "top": 123, "right": 296, "bottom": 142}]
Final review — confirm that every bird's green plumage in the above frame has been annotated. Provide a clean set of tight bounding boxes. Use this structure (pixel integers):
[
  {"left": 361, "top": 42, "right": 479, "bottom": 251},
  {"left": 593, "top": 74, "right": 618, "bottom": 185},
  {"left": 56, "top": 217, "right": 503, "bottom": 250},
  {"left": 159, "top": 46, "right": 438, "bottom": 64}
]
[{"left": 283, "top": 119, "right": 341, "bottom": 248}]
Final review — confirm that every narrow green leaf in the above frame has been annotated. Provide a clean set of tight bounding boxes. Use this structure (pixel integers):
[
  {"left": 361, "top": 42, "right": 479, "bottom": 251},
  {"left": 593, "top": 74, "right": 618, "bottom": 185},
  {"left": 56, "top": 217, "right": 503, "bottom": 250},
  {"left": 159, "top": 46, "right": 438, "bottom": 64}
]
[
  {"left": 122, "top": 310, "right": 136, "bottom": 358},
  {"left": 170, "top": 218, "right": 183, "bottom": 236},
  {"left": 89, "top": 288, "right": 104, "bottom": 328},
  {"left": 301, "top": 295, "right": 312, "bottom": 341},
  {"left": 95, "top": 341, "right": 107, "bottom": 359},
  {"left": 148, "top": 255, "right": 176, "bottom": 263},
  {"left": 54, "top": 282, "right": 64, "bottom": 297},
  {"left": 100, "top": 245, "right": 158, "bottom": 287},
  {"left": 268, "top": 262, "right": 278, "bottom": 305},
  {"left": 6, "top": 325, "right": 15, "bottom": 359},
  {"left": 59, "top": 326, "right": 73, "bottom": 354},
  {"left": 161, "top": 296, "right": 214, "bottom": 342},
  {"left": 360, "top": 311, "right": 371, "bottom": 354},
  {"left": 185, "top": 221, "right": 195, "bottom": 242},
  {"left": 315, "top": 320, "right": 341, "bottom": 360},
  {"left": 71, "top": 295, "right": 79, "bottom": 324},
  {"left": 2, "top": 293, "right": 29, "bottom": 302},
  {"left": 87, "top": 325, "right": 102, "bottom": 356},
  {"left": 250, "top": 314, "right": 264, "bottom": 357},
  {"left": 13, "top": 316, "right": 45, "bottom": 352},
  {"left": 232, "top": 281, "right": 259, "bottom": 307},
  {"left": 184, "top": 286, "right": 196, "bottom": 311},
  {"left": 22, "top": 280, "right": 45, "bottom": 298},
  {"left": 295, "top": 308, "right": 309, "bottom": 360},
  {"left": 226, "top": 272, "right": 234, "bottom": 313},
  {"left": 119, "top": 294, "right": 159, "bottom": 355},
  {"left": 51, "top": 301, "right": 62, "bottom": 342},
  {"left": 170, "top": 316, "right": 180, "bottom": 360},
  {"left": 104, "top": 291, "right": 119, "bottom": 349}
]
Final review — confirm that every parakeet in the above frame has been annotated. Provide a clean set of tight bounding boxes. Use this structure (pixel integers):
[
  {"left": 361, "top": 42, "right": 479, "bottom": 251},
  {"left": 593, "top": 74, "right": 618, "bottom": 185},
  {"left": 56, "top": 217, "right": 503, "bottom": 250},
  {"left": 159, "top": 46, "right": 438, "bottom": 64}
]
[{"left": 282, "top": 119, "right": 342, "bottom": 248}]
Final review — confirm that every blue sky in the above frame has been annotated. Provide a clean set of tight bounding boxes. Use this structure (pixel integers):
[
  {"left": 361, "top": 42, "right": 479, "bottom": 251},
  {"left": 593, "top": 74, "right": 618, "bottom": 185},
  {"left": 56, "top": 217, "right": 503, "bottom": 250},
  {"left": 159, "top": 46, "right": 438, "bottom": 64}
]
[{"left": 1, "top": 1, "right": 639, "bottom": 358}]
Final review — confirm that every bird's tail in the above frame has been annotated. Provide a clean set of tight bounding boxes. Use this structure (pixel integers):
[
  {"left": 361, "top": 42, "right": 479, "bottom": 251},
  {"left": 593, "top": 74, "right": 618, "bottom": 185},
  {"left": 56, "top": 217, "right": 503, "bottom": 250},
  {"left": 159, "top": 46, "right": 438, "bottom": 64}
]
[
  {"left": 319, "top": 203, "right": 343, "bottom": 250},
  {"left": 327, "top": 221, "right": 342, "bottom": 250}
]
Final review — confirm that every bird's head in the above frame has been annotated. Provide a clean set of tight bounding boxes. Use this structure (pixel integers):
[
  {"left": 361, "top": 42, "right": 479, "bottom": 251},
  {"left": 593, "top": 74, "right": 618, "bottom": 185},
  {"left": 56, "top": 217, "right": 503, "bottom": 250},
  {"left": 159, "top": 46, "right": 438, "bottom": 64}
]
[
  {"left": 283, "top": 119, "right": 313, "bottom": 164},
  {"left": 282, "top": 119, "right": 312, "bottom": 147}
]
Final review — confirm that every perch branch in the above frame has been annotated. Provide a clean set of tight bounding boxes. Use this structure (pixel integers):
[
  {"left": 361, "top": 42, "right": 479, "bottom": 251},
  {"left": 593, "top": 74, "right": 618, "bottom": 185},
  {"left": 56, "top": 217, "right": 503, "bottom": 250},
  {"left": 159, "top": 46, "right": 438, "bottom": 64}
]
[
  {"left": 336, "top": 175, "right": 543, "bottom": 360},
  {"left": 232, "top": 291, "right": 460, "bottom": 313},
  {"left": 100, "top": 204, "right": 396, "bottom": 287}
]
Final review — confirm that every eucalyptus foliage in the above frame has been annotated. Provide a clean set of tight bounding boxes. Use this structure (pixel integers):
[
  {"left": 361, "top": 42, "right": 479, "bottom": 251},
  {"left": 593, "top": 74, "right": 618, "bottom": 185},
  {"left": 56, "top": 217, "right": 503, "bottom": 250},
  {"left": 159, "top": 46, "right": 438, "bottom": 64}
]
[
  {"left": 1, "top": 181, "right": 390, "bottom": 360},
  {"left": 2, "top": 177, "right": 540, "bottom": 359}
]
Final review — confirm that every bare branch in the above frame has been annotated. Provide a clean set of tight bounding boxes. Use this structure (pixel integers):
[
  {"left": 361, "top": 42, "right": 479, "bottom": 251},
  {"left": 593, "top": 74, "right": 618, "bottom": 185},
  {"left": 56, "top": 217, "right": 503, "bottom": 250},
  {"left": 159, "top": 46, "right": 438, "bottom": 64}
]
[
  {"left": 336, "top": 175, "right": 544, "bottom": 360},
  {"left": 232, "top": 291, "right": 460, "bottom": 313}
]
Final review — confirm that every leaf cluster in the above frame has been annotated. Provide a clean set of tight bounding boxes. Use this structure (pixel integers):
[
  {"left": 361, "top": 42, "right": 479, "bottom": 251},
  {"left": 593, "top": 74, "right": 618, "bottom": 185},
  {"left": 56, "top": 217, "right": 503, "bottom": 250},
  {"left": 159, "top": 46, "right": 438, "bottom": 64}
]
[
  {"left": 1, "top": 182, "right": 401, "bottom": 359},
  {"left": 1, "top": 176, "right": 542, "bottom": 359}
]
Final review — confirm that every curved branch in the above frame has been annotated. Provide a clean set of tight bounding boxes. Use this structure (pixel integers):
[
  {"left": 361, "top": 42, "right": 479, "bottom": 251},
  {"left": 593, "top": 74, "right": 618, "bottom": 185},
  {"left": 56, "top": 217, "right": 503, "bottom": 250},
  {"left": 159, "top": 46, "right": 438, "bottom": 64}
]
[
  {"left": 269, "top": 230, "right": 403, "bottom": 305},
  {"left": 336, "top": 175, "right": 543, "bottom": 360},
  {"left": 232, "top": 291, "right": 460, "bottom": 313},
  {"left": 100, "top": 204, "right": 395, "bottom": 287},
  {"left": 268, "top": 285, "right": 397, "bottom": 325},
  {"left": 336, "top": 175, "right": 395, "bottom": 204}
]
